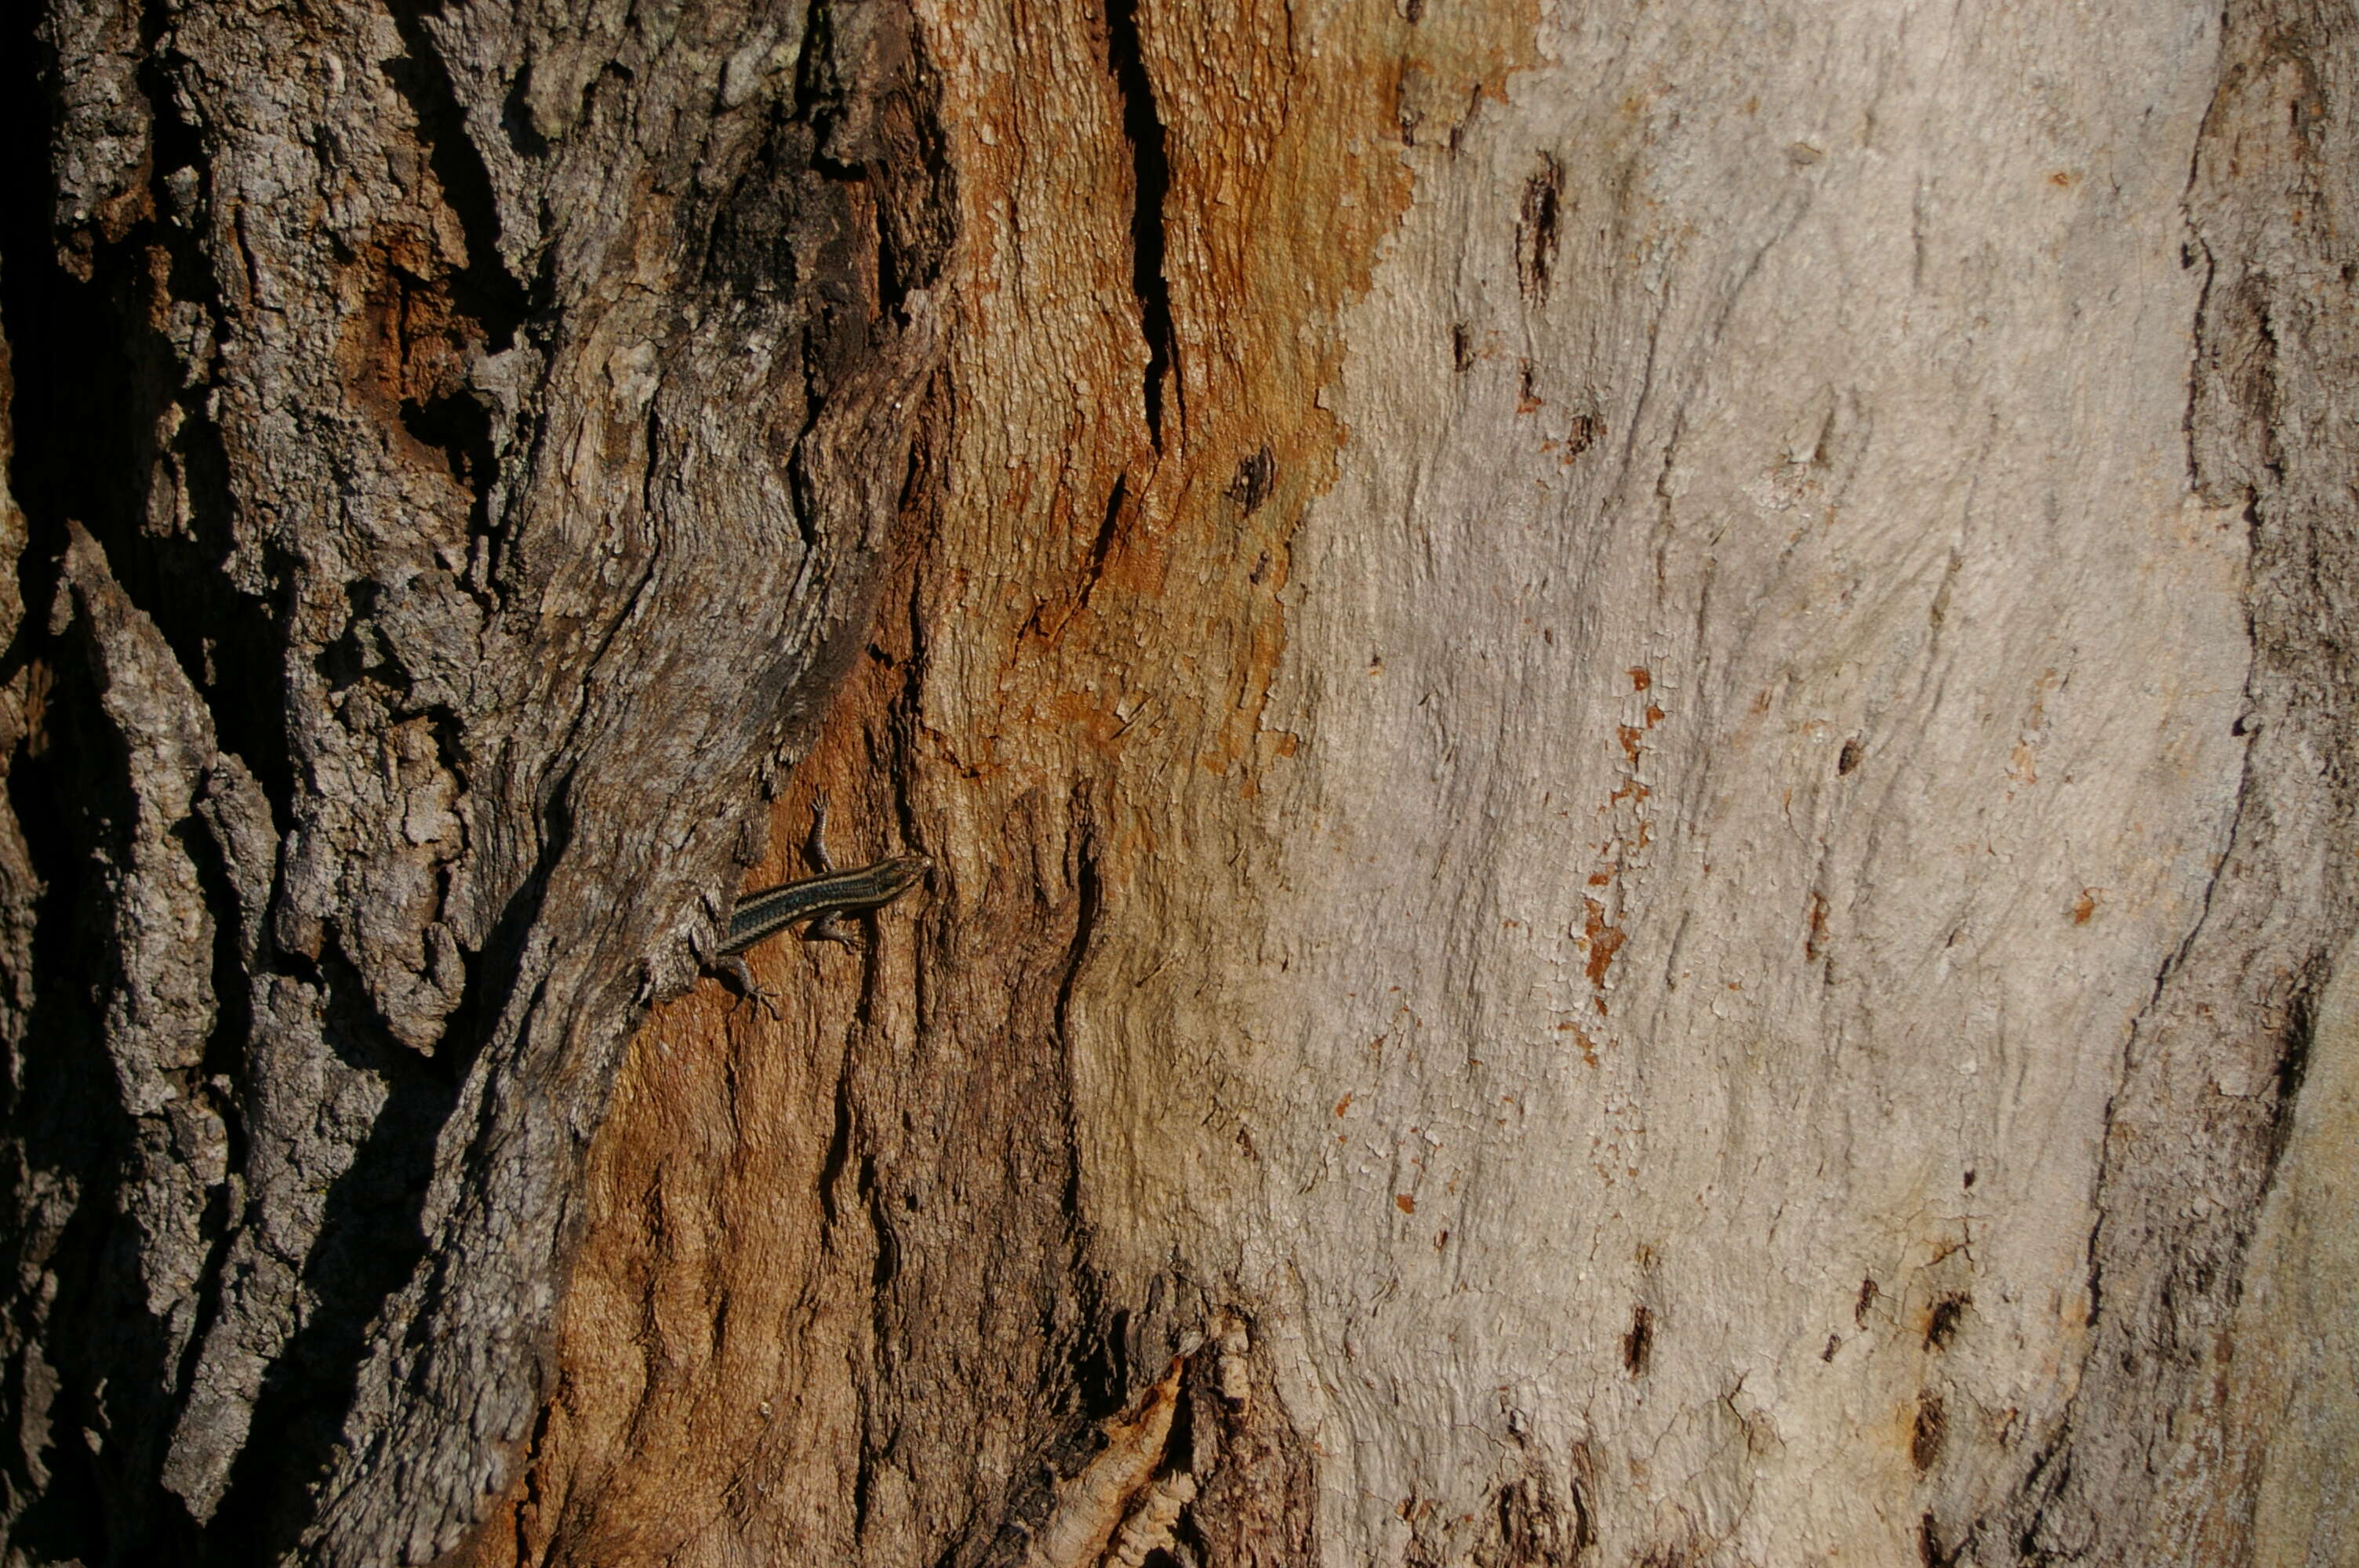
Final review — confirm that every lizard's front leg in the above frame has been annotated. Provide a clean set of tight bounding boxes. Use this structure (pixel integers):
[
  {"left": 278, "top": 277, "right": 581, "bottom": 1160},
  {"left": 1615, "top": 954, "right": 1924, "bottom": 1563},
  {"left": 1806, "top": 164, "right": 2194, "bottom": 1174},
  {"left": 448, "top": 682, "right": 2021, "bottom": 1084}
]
[{"left": 801, "top": 793, "right": 863, "bottom": 949}]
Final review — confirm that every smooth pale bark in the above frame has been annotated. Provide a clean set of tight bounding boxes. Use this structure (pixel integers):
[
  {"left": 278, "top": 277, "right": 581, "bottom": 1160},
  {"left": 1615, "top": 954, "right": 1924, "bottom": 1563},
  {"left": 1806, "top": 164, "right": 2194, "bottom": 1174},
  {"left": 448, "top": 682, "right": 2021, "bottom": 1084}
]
[{"left": 5, "top": 0, "right": 2352, "bottom": 1566}]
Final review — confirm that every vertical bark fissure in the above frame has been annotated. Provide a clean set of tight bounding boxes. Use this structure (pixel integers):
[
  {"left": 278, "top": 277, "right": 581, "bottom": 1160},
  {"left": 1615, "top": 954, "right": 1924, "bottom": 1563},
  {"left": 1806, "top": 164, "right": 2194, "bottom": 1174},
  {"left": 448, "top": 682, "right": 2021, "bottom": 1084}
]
[
  {"left": 379, "top": 0, "right": 534, "bottom": 352},
  {"left": 1102, "top": 0, "right": 1175, "bottom": 449},
  {"left": 1051, "top": 805, "right": 1121, "bottom": 1434}
]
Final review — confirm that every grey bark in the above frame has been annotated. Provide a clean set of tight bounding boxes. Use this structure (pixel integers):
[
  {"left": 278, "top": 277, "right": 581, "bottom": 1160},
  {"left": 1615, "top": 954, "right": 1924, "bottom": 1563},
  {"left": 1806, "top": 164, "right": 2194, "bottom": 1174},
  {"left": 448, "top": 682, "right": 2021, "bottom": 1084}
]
[
  {"left": 0, "top": 0, "right": 944, "bottom": 1560},
  {"left": 2002, "top": 2, "right": 2359, "bottom": 1558}
]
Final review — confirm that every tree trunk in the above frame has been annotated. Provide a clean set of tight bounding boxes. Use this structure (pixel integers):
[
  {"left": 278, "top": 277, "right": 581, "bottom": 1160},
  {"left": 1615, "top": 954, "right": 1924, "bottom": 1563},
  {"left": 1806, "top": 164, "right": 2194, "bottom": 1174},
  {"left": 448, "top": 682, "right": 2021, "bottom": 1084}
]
[{"left": 4, "top": 1, "right": 2352, "bottom": 1566}]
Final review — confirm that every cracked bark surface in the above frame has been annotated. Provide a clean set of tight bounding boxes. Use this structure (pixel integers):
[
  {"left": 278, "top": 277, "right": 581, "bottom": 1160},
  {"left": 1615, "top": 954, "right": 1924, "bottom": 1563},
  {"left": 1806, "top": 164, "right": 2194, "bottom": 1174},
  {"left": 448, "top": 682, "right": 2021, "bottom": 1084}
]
[
  {"left": 2, "top": 0, "right": 944, "bottom": 1560},
  {"left": 5, "top": 0, "right": 2354, "bottom": 1565}
]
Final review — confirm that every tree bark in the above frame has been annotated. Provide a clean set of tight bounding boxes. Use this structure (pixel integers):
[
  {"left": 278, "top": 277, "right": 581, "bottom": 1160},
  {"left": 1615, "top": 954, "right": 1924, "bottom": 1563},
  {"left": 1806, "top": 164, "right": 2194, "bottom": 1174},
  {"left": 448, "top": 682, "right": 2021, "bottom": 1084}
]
[
  {"left": 3, "top": 0, "right": 944, "bottom": 1559},
  {"left": 4, "top": 1, "right": 2354, "bottom": 1566}
]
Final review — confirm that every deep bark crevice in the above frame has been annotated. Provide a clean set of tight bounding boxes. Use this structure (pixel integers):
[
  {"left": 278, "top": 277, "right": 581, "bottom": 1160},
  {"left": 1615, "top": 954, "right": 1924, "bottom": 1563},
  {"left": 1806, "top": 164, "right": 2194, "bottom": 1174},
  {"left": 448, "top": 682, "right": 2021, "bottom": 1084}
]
[
  {"left": 380, "top": 0, "right": 533, "bottom": 352},
  {"left": 1, "top": 26, "right": 293, "bottom": 829},
  {"left": 204, "top": 1036, "right": 458, "bottom": 1560},
  {"left": 1103, "top": 0, "right": 1175, "bottom": 448}
]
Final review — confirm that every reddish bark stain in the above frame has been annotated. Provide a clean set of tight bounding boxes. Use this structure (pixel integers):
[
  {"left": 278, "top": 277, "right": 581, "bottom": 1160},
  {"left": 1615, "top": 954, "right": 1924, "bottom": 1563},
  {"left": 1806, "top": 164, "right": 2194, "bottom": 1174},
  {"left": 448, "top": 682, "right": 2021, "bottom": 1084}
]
[{"left": 1582, "top": 897, "right": 1625, "bottom": 988}]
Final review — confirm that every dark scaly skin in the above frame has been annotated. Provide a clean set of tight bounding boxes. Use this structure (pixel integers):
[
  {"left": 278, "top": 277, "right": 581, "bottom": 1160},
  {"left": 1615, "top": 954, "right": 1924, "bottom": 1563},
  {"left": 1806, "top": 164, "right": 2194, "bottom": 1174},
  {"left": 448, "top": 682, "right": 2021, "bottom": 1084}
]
[{"left": 722, "top": 853, "right": 932, "bottom": 953}]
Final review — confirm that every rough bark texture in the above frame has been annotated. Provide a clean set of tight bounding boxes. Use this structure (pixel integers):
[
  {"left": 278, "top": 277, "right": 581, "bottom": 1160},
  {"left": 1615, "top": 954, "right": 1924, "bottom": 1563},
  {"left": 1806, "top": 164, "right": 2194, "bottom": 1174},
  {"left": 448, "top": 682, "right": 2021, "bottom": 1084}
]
[
  {"left": 5, "top": 0, "right": 2355, "bottom": 1566},
  {"left": 2, "top": 0, "right": 945, "bottom": 1560}
]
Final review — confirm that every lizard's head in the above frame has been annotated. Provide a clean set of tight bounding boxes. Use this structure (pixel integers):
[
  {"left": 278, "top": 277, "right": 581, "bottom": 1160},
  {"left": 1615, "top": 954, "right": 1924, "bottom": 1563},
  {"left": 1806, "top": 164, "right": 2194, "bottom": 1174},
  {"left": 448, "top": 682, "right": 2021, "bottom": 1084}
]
[{"left": 873, "top": 853, "right": 932, "bottom": 897}]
